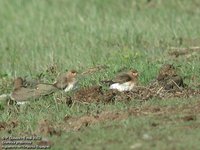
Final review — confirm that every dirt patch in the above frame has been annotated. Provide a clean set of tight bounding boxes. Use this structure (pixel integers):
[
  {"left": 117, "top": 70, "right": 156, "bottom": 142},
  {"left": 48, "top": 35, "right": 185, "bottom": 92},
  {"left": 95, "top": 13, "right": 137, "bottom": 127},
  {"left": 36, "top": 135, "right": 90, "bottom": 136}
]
[
  {"left": 37, "top": 138, "right": 53, "bottom": 147},
  {"left": 168, "top": 46, "right": 200, "bottom": 58},
  {"left": 181, "top": 115, "right": 197, "bottom": 122},
  {"left": 63, "top": 111, "right": 129, "bottom": 131},
  {"left": 36, "top": 119, "right": 61, "bottom": 136},
  {"left": 69, "top": 86, "right": 104, "bottom": 103},
  {"left": 0, "top": 119, "right": 18, "bottom": 132},
  {"left": 32, "top": 100, "right": 200, "bottom": 133},
  {"left": 146, "top": 82, "right": 199, "bottom": 99},
  {"left": 61, "top": 101, "right": 200, "bottom": 131},
  {"left": 0, "top": 122, "right": 7, "bottom": 131}
]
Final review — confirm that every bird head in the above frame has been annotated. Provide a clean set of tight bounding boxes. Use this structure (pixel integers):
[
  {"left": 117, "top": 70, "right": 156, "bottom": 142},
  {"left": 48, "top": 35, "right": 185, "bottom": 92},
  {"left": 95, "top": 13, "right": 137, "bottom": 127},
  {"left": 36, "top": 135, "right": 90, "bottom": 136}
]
[
  {"left": 159, "top": 64, "right": 176, "bottom": 76},
  {"left": 70, "top": 70, "right": 77, "bottom": 75},
  {"left": 130, "top": 69, "right": 139, "bottom": 78},
  {"left": 13, "top": 77, "right": 24, "bottom": 90},
  {"left": 159, "top": 64, "right": 175, "bottom": 72},
  {"left": 66, "top": 70, "right": 77, "bottom": 79}
]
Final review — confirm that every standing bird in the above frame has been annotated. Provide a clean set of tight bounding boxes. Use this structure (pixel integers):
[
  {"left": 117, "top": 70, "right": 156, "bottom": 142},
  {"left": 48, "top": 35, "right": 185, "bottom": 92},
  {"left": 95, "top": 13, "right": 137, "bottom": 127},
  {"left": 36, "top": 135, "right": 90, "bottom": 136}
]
[
  {"left": 102, "top": 70, "right": 139, "bottom": 92},
  {"left": 10, "top": 77, "right": 38, "bottom": 104}
]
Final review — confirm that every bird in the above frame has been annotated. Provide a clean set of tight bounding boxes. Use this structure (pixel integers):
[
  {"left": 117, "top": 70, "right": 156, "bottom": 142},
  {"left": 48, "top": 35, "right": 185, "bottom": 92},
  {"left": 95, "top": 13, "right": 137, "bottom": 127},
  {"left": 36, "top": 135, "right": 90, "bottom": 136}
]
[
  {"left": 9, "top": 70, "right": 78, "bottom": 104},
  {"left": 157, "top": 64, "right": 185, "bottom": 90},
  {"left": 157, "top": 64, "right": 177, "bottom": 81},
  {"left": 53, "top": 70, "right": 78, "bottom": 92},
  {"left": 35, "top": 70, "right": 78, "bottom": 95},
  {"left": 23, "top": 77, "right": 41, "bottom": 88},
  {"left": 34, "top": 83, "right": 58, "bottom": 96},
  {"left": 10, "top": 77, "right": 38, "bottom": 104},
  {"left": 102, "top": 70, "right": 139, "bottom": 92}
]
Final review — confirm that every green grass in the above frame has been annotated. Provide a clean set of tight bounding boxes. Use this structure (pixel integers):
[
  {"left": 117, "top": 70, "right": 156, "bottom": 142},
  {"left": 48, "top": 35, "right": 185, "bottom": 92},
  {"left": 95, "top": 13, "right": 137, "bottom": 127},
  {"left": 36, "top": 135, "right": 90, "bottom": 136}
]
[{"left": 0, "top": 0, "right": 200, "bottom": 150}]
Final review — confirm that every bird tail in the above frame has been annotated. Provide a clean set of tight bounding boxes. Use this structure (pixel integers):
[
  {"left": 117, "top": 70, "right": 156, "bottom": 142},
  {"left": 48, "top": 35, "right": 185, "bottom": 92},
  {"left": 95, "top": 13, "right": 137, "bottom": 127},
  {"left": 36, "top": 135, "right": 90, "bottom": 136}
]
[
  {"left": 100, "top": 80, "right": 115, "bottom": 86},
  {"left": 0, "top": 94, "right": 10, "bottom": 101}
]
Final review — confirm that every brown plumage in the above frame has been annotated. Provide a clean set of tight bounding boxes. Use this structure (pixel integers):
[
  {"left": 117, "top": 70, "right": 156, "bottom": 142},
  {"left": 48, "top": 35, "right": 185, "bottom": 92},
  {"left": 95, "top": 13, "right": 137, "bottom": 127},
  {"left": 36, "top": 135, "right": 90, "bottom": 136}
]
[
  {"left": 35, "top": 83, "right": 58, "bottom": 96},
  {"left": 113, "top": 69, "right": 138, "bottom": 84},
  {"left": 53, "top": 70, "right": 77, "bottom": 91},
  {"left": 157, "top": 64, "right": 185, "bottom": 90},
  {"left": 10, "top": 77, "right": 38, "bottom": 102},
  {"left": 102, "top": 70, "right": 138, "bottom": 84},
  {"left": 102, "top": 70, "right": 139, "bottom": 92},
  {"left": 157, "top": 64, "right": 177, "bottom": 81},
  {"left": 10, "top": 70, "right": 78, "bottom": 102},
  {"left": 26, "top": 70, "right": 77, "bottom": 96}
]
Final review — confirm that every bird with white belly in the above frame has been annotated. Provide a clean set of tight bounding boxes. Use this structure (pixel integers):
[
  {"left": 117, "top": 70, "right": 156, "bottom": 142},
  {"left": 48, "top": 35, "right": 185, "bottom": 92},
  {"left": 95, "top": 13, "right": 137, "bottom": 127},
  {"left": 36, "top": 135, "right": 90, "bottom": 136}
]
[{"left": 102, "top": 69, "right": 139, "bottom": 92}]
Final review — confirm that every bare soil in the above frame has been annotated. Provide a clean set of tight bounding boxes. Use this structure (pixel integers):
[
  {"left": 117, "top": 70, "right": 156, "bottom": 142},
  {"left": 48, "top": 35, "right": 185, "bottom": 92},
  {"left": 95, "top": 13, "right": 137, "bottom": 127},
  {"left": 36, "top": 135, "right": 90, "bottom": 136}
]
[{"left": 55, "top": 100, "right": 200, "bottom": 132}]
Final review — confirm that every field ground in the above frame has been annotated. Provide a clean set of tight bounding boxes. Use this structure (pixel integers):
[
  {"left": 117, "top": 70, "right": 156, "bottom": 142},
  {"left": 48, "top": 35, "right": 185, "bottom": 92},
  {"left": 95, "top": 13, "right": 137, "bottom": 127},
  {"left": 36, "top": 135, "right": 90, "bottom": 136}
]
[{"left": 0, "top": 0, "right": 200, "bottom": 150}]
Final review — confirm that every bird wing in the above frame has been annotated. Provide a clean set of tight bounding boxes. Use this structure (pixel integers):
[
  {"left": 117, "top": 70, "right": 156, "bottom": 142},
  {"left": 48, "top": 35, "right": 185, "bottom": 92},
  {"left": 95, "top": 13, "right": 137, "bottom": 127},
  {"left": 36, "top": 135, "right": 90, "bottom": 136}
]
[
  {"left": 35, "top": 84, "right": 58, "bottom": 96},
  {"left": 23, "top": 78, "right": 40, "bottom": 88},
  {"left": 114, "top": 74, "right": 132, "bottom": 84},
  {"left": 55, "top": 74, "right": 68, "bottom": 89},
  {"left": 11, "top": 88, "right": 37, "bottom": 101},
  {"left": 157, "top": 74, "right": 168, "bottom": 81}
]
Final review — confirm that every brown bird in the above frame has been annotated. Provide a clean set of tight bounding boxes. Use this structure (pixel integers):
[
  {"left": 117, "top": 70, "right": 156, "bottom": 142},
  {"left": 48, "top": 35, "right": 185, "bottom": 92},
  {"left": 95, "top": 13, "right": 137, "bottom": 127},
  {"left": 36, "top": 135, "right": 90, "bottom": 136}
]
[
  {"left": 10, "top": 77, "right": 38, "bottom": 104},
  {"left": 10, "top": 70, "right": 78, "bottom": 104},
  {"left": 23, "top": 77, "right": 41, "bottom": 88},
  {"left": 54, "top": 70, "right": 78, "bottom": 92},
  {"left": 35, "top": 70, "right": 78, "bottom": 95},
  {"left": 35, "top": 83, "right": 58, "bottom": 96},
  {"left": 157, "top": 64, "right": 185, "bottom": 90},
  {"left": 157, "top": 64, "right": 177, "bottom": 81},
  {"left": 103, "top": 70, "right": 139, "bottom": 92}
]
